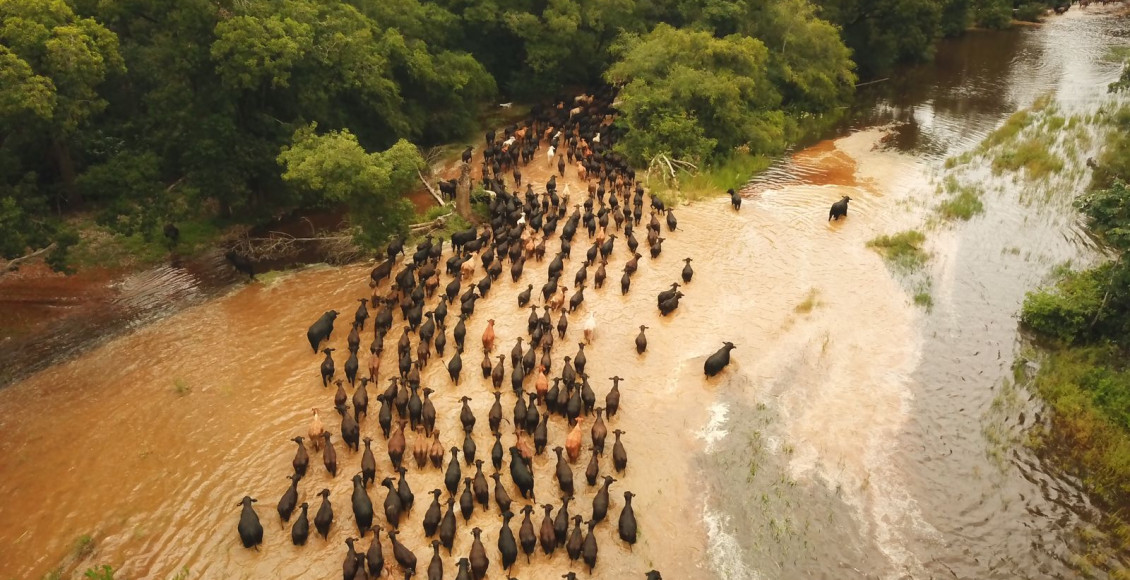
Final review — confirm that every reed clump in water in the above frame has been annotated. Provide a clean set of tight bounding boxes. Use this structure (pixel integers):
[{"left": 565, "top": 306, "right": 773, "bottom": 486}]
[
  {"left": 866, "top": 230, "right": 929, "bottom": 271},
  {"left": 937, "top": 176, "right": 985, "bottom": 221},
  {"left": 650, "top": 151, "right": 772, "bottom": 204}
]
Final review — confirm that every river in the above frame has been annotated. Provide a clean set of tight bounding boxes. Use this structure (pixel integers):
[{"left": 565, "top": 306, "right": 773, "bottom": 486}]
[{"left": 1, "top": 7, "right": 1128, "bottom": 580}]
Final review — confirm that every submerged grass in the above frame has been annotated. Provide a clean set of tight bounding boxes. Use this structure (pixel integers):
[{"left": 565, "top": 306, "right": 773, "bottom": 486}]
[
  {"left": 794, "top": 289, "right": 820, "bottom": 314},
  {"left": 652, "top": 151, "right": 771, "bottom": 204},
  {"left": 992, "top": 136, "right": 1064, "bottom": 179},
  {"left": 867, "top": 230, "right": 933, "bottom": 310},
  {"left": 172, "top": 378, "right": 192, "bottom": 397},
  {"left": 937, "top": 176, "right": 985, "bottom": 220},
  {"left": 866, "top": 230, "right": 929, "bottom": 271},
  {"left": 73, "top": 535, "right": 95, "bottom": 558},
  {"left": 1019, "top": 346, "right": 1130, "bottom": 511},
  {"left": 938, "top": 189, "right": 985, "bottom": 220},
  {"left": 978, "top": 109, "right": 1034, "bottom": 153},
  {"left": 970, "top": 93, "right": 1078, "bottom": 183}
]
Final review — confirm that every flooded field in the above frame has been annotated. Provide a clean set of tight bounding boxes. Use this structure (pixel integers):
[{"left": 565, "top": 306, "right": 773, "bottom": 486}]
[{"left": 1, "top": 6, "right": 1129, "bottom": 580}]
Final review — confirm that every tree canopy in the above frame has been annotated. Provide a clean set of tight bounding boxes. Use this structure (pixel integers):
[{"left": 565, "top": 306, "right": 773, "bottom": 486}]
[
  {"left": 0, "top": 0, "right": 1027, "bottom": 265},
  {"left": 278, "top": 124, "right": 423, "bottom": 247},
  {"left": 607, "top": 24, "right": 786, "bottom": 164}
]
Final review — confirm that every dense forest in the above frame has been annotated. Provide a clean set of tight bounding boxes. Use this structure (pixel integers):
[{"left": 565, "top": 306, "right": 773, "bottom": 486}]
[{"left": 0, "top": 0, "right": 1058, "bottom": 267}]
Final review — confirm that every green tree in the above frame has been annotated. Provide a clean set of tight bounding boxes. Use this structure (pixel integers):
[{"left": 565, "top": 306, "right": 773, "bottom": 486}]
[
  {"left": 606, "top": 24, "right": 784, "bottom": 164},
  {"left": 973, "top": 0, "right": 1012, "bottom": 29},
  {"left": 0, "top": 0, "right": 124, "bottom": 206},
  {"left": 278, "top": 124, "right": 423, "bottom": 247},
  {"left": 940, "top": 0, "right": 973, "bottom": 36},
  {"left": 731, "top": 0, "right": 856, "bottom": 113},
  {"left": 817, "top": 0, "right": 942, "bottom": 77}
]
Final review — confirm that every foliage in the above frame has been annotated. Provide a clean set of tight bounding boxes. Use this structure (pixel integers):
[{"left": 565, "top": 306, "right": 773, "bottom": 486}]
[
  {"left": 1090, "top": 107, "right": 1130, "bottom": 190},
  {"left": 1078, "top": 181, "right": 1130, "bottom": 252},
  {"left": 1021, "top": 264, "right": 1111, "bottom": 344},
  {"left": 607, "top": 24, "right": 784, "bottom": 164},
  {"left": 992, "top": 136, "right": 1064, "bottom": 179},
  {"left": 1015, "top": 3, "right": 1048, "bottom": 22},
  {"left": 866, "top": 230, "right": 929, "bottom": 271},
  {"left": 650, "top": 151, "right": 771, "bottom": 203},
  {"left": 973, "top": 0, "right": 1013, "bottom": 29},
  {"left": 72, "top": 534, "right": 95, "bottom": 558},
  {"left": 681, "top": 0, "right": 857, "bottom": 113},
  {"left": 83, "top": 566, "right": 113, "bottom": 580},
  {"left": 419, "top": 204, "right": 453, "bottom": 223},
  {"left": 816, "top": 0, "right": 942, "bottom": 76},
  {"left": 1016, "top": 66, "right": 1130, "bottom": 554},
  {"left": 940, "top": 0, "right": 974, "bottom": 36},
  {"left": 937, "top": 186, "right": 985, "bottom": 220},
  {"left": 0, "top": 0, "right": 1018, "bottom": 270},
  {"left": 277, "top": 124, "right": 423, "bottom": 248},
  {"left": 1021, "top": 347, "right": 1130, "bottom": 508}
]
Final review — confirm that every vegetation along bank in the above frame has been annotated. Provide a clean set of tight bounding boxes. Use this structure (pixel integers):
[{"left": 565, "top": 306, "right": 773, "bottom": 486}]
[{"left": 0, "top": 0, "right": 1075, "bottom": 272}]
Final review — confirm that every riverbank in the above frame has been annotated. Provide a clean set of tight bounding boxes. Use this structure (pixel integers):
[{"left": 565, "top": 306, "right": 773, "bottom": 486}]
[{"left": 1013, "top": 91, "right": 1130, "bottom": 561}]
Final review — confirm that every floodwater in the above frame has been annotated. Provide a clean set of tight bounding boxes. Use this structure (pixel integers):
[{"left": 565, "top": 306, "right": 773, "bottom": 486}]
[{"left": 1, "top": 6, "right": 1129, "bottom": 580}]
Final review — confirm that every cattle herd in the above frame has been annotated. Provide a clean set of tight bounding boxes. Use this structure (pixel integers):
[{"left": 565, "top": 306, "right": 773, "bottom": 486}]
[{"left": 234, "top": 87, "right": 743, "bottom": 580}]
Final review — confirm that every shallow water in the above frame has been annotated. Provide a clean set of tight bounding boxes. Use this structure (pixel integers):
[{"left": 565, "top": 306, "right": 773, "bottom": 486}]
[{"left": 2, "top": 7, "right": 1130, "bottom": 580}]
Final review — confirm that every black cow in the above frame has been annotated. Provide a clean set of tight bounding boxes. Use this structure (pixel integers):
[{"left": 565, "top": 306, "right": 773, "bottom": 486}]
[
  {"left": 828, "top": 196, "right": 852, "bottom": 221},
  {"left": 307, "top": 310, "right": 340, "bottom": 353},
  {"left": 225, "top": 250, "right": 254, "bottom": 280}
]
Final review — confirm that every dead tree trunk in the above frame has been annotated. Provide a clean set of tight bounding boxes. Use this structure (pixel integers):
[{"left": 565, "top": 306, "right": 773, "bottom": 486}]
[{"left": 455, "top": 162, "right": 473, "bottom": 221}]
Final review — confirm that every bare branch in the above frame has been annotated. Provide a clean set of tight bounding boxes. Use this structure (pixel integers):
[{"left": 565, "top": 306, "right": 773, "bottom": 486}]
[
  {"left": 417, "top": 169, "right": 446, "bottom": 207},
  {"left": 1, "top": 243, "right": 58, "bottom": 273}
]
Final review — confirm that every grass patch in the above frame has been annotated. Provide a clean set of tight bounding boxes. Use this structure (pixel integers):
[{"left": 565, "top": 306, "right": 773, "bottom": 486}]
[
  {"left": 794, "top": 289, "right": 820, "bottom": 314},
  {"left": 866, "top": 230, "right": 929, "bottom": 271},
  {"left": 992, "top": 136, "right": 1064, "bottom": 180},
  {"left": 944, "top": 151, "right": 974, "bottom": 169},
  {"left": 417, "top": 205, "right": 453, "bottom": 224},
  {"left": 1020, "top": 346, "right": 1130, "bottom": 508},
  {"left": 1020, "top": 263, "right": 1109, "bottom": 344},
  {"left": 1045, "top": 115, "right": 1066, "bottom": 132},
  {"left": 73, "top": 534, "right": 95, "bottom": 559},
  {"left": 937, "top": 186, "right": 985, "bottom": 220},
  {"left": 914, "top": 290, "right": 934, "bottom": 309},
  {"left": 978, "top": 110, "right": 1033, "bottom": 153},
  {"left": 83, "top": 565, "right": 114, "bottom": 580},
  {"left": 172, "top": 378, "right": 192, "bottom": 397},
  {"left": 651, "top": 151, "right": 771, "bottom": 203}
]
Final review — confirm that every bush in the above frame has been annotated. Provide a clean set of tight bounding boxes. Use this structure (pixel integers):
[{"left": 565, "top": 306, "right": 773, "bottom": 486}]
[
  {"left": 1090, "top": 107, "right": 1130, "bottom": 190},
  {"left": 1079, "top": 180, "right": 1130, "bottom": 252},
  {"left": 975, "top": 0, "right": 1013, "bottom": 28},
  {"left": 1023, "top": 346, "right": 1130, "bottom": 506},
  {"left": 1021, "top": 264, "right": 1110, "bottom": 343},
  {"left": 1015, "top": 3, "right": 1047, "bottom": 22}
]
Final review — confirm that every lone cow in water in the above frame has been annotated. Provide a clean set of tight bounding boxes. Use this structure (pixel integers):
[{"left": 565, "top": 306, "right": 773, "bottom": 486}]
[{"left": 828, "top": 196, "right": 852, "bottom": 221}]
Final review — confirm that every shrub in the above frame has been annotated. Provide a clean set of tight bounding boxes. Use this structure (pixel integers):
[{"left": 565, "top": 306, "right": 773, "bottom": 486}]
[
  {"left": 1015, "top": 3, "right": 1047, "bottom": 22},
  {"left": 1020, "top": 264, "right": 1109, "bottom": 343}
]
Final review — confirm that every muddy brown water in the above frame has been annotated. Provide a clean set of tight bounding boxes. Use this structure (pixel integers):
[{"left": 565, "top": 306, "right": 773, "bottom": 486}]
[{"left": 2, "top": 7, "right": 1130, "bottom": 580}]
